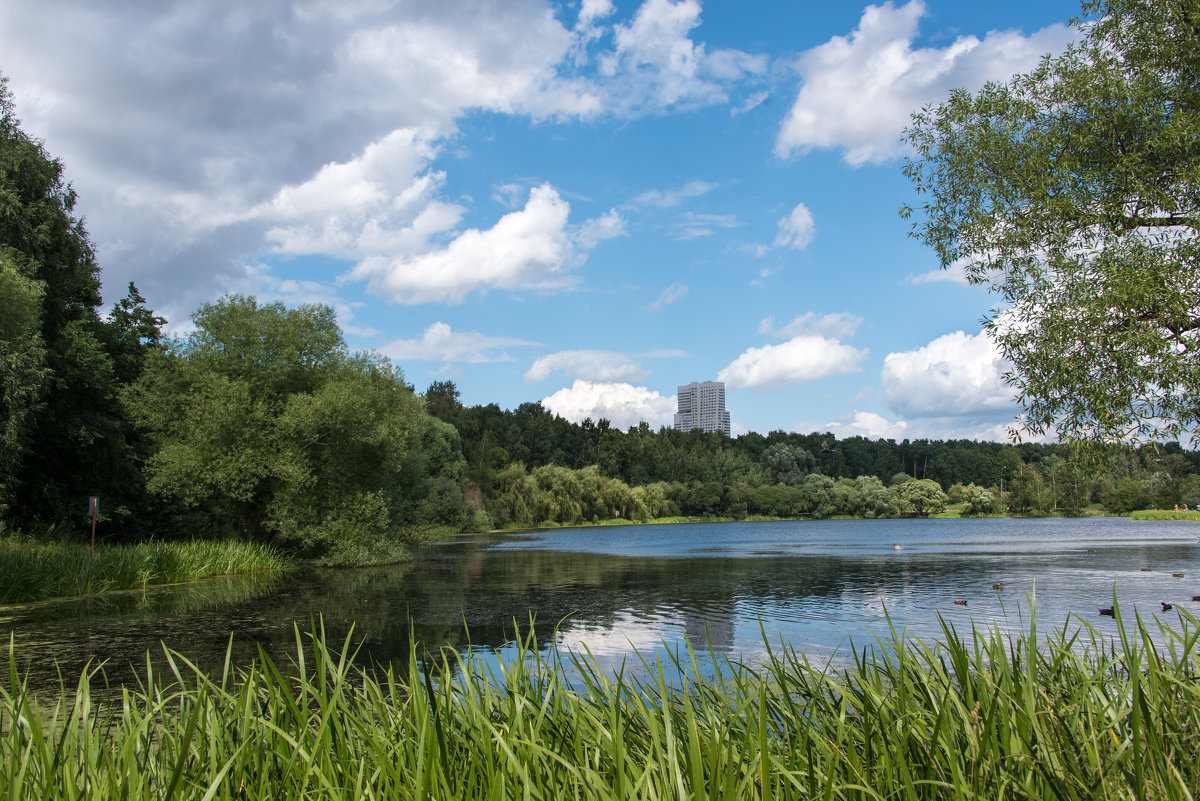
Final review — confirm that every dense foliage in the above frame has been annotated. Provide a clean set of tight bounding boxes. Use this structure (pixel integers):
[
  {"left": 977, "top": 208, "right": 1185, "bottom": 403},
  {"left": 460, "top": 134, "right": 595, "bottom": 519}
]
[{"left": 902, "top": 0, "right": 1200, "bottom": 444}]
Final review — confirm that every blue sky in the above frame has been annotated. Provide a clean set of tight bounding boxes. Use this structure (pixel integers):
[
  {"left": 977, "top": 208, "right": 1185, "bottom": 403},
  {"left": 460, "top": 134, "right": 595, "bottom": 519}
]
[{"left": 1, "top": 0, "right": 1082, "bottom": 439}]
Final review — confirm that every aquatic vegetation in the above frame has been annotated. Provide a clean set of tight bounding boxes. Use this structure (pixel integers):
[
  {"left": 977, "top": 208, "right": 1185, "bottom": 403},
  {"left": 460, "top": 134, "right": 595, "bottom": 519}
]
[
  {"left": 1130, "top": 509, "right": 1200, "bottom": 521},
  {"left": 0, "top": 540, "right": 290, "bottom": 604},
  {"left": 1, "top": 603, "right": 1198, "bottom": 799}
]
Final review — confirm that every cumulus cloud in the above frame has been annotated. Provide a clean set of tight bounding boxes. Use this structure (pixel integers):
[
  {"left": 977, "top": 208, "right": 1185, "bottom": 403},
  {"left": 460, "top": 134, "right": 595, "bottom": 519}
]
[
  {"left": 774, "top": 203, "right": 816, "bottom": 250},
  {"left": 825, "top": 411, "right": 909, "bottom": 440},
  {"left": 775, "top": 0, "right": 1073, "bottom": 164},
  {"left": 542, "top": 379, "right": 676, "bottom": 429},
  {"left": 351, "top": 184, "right": 614, "bottom": 304},
  {"left": 525, "top": 348, "right": 687, "bottom": 383},
  {"left": 254, "top": 128, "right": 462, "bottom": 260},
  {"left": 719, "top": 336, "right": 867, "bottom": 389},
  {"left": 382, "top": 322, "right": 540, "bottom": 364},
  {"left": 0, "top": 0, "right": 765, "bottom": 317},
  {"left": 600, "top": 0, "right": 768, "bottom": 112},
  {"left": 881, "top": 330, "right": 1014, "bottom": 417},
  {"left": 649, "top": 282, "right": 688, "bottom": 310},
  {"left": 759, "top": 312, "right": 861, "bottom": 340}
]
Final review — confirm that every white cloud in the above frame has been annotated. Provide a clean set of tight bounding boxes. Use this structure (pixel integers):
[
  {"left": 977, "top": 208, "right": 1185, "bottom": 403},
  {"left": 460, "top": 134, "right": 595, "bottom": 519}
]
[
  {"left": 672, "top": 211, "right": 741, "bottom": 240},
  {"left": 525, "top": 348, "right": 687, "bottom": 382},
  {"left": 633, "top": 180, "right": 718, "bottom": 208},
  {"left": 649, "top": 282, "right": 688, "bottom": 310},
  {"left": 825, "top": 411, "right": 910, "bottom": 440},
  {"left": 759, "top": 312, "right": 861, "bottom": 340},
  {"left": 352, "top": 183, "right": 607, "bottom": 304},
  {"left": 2, "top": 0, "right": 765, "bottom": 318},
  {"left": 601, "top": 0, "right": 768, "bottom": 112},
  {"left": 774, "top": 203, "right": 816, "bottom": 250},
  {"left": 719, "top": 336, "right": 867, "bottom": 389},
  {"left": 905, "top": 257, "right": 974, "bottom": 286},
  {"left": 382, "top": 322, "right": 540, "bottom": 364},
  {"left": 731, "top": 90, "right": 769, "bottom": 116},
  {"left": 575, "top": 209, "right": 627, "bottom": 250},
  {"left": 254, "top": 128, "right": 463, "bottom": 261},
  {"left": 542, "top": 379, "right": 676, "bottom": 429},
  {"left": 775, "top": 1, "right": 1073, "bottom": 164},
  {"left": 881, "top": 330, "right": 1014, "bottom": 417}
]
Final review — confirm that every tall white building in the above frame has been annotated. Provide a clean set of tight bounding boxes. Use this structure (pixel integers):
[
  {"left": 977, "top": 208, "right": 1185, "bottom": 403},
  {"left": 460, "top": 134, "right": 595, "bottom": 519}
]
[{"left": 674, "top": 380, "right": 731, "bottom": 436}]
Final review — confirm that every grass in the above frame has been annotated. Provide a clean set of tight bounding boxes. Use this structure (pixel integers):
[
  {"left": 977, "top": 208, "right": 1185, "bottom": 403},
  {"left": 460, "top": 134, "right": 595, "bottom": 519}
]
[
  {"left": 0, "top": 540, "right": 290, "bottom": 604},
  {"left": 1131, "top": 509, "right": 1200, "bottom": 521},
  {"left": 2, "top": 601, "right": 1198, "bottom": 799}
]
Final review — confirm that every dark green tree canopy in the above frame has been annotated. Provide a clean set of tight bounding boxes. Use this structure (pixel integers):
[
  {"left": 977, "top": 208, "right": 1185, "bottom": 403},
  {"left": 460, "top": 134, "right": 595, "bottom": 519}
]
[{"left": 902, "top": 0, "right": 1200, "bottom": 444}]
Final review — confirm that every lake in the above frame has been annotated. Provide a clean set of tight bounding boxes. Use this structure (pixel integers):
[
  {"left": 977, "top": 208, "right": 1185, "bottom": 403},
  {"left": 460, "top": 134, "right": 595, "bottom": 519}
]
[{"left": 3, "top": 516, "right": 1199, "bottom": 689}]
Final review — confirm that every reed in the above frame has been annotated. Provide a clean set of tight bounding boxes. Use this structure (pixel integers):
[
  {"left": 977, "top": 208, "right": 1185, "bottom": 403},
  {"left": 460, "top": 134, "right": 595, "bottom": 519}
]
[
  {"left": 1130, "top": 509, "right": 1200, "bottom": 521},
  {"left": 2, "top": 600, "right": 1198, "bottom": 799},
  {"left": 0, "top": 540, "right": 290, "bottom": 604}
]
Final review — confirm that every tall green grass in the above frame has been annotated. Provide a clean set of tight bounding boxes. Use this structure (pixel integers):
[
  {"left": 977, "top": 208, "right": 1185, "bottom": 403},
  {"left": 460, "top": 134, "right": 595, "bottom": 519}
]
[
  {"left": 2, "top": 602, "right": 1198, "bottom": 799},
  {"left": 1130, "top": 509, "right": 1200, "bottom": 521},
  {"left": 0, "top": 540, "right": 290, "bottom": 604}
]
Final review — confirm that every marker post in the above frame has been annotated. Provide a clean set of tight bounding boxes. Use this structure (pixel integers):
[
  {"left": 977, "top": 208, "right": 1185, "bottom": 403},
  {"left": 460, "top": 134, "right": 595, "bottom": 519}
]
[{"left": 88, "top": 496, "right": 99, "bottom": 554}]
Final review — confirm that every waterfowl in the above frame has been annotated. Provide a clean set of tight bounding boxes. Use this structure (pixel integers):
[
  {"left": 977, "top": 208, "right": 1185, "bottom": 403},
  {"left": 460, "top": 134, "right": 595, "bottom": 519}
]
[
  {"left": 1086, "top": 548, "right": 1096, "bottom": 553},
  {"left": 1141, "top": 567, "right": 1153, "bottom": 572},
  {"left": 1162, "top": 602, "right": 1173, "bottom": 612},
  {"left": 1173, "top": 572, "right": 1185, "bottom": 578},
  {"left": 1099, "top": 607, "right": 1115, "bottom": 617},
  {"left": 992, "top": 582, "right": 1004, "bottom": 590},
  {"left": 953, "top": 599, "right": 968, "bottom": 605},
  {"left": 892, "top": 544, "right": 902, "bottom": 550},
  {"left": 1193, "top": 595, "right": 1200, "bottom": 602}
]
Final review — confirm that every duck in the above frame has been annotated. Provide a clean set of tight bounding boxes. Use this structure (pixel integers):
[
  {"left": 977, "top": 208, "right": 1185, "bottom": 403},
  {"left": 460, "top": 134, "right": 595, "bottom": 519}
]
[
  {"left": 1162, "top": 602, "right": 1174, "bottom": 612},
  {"left": 1192, "top": 595, "right": 1200, "bottom": 602},
  {"left": 892, "top": 544, "right": 902, "bottom": 551},
  {"left": 1141, "top": 567, "right": 1153, "bottom": 572},
  {"left": 992, "top": 582, "right": 1004, "bottom": 591},
  {"left": 1172, "top": 572, "right": 1185, "bottom": 578},
  {"left": 1099, "top": 607, "right": 1115, "bottom": 617},
  {"left": 1086, "top": 548, "right": 1096, "bottom": 553},
  {"left": 953, "top": 599, "right": 968, "bottom": 606}
]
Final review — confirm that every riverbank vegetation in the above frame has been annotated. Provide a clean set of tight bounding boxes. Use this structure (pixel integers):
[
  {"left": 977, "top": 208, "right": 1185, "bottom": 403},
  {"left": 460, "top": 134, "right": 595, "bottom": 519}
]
[
  {"left": 0, "top": 540, "right": 288, "bottom": 603},
  {"left": 1130, "top": 509, "right": 1200, "bottom": 522},
  {"left": 2, "top": 70, "right": 1198, "bottom": 567},
  {"left": 2, "top": 605, "right": 1197, "bottom": 799}
]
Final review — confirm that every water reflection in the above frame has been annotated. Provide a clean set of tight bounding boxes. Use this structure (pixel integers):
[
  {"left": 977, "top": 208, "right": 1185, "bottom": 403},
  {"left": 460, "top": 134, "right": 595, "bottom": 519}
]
[{"left": 3, "top": 517, "right": 1199, "bottom": 690}]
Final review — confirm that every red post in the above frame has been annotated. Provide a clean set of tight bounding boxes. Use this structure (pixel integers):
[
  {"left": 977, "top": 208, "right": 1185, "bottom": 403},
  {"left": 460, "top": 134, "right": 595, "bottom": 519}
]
[{"left": 89, "top": 496, "right": 98, "bottom": 554}]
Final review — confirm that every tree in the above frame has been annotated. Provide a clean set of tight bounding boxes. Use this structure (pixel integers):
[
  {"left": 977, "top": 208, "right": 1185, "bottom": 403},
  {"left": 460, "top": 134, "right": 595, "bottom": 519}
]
[
  {"left": 960, "top": 484, "right": 998, "bottom": 517},
  {"left": 1, "top": 75, "right": 156, "bottom": 531},
  {"left": 902, "top": 0, "right": 1200, "bottom": 444},
  {"left": 128, "top": 296, "right": 425, "bottom": 563},
  {"left": 893, "top": 479, "right": 948, "bottom": 518}
]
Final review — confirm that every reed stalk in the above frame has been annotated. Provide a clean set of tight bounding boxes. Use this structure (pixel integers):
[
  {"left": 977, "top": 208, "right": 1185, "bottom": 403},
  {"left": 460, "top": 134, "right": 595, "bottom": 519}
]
[{"left": 1, "top": 601, "right": 1198, "bottom": 798}]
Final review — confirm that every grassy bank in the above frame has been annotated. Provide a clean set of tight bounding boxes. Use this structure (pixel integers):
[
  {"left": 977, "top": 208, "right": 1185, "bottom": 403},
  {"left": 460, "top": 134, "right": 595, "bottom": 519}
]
[
  {"left": 3, "top": 605, "right": 1198, "bottom": 799},
  {"left": 1131, "top": 509, "right": 1200, "bottom": 521},
  {"left": 0, "top": 540, "right": 290, "bottom": 604}
]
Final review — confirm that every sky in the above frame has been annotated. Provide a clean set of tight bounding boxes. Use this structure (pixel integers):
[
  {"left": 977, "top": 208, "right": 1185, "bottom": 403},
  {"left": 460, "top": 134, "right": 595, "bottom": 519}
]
[{"left": 0, "top": 0, "right": 1083, "bottom": 440}]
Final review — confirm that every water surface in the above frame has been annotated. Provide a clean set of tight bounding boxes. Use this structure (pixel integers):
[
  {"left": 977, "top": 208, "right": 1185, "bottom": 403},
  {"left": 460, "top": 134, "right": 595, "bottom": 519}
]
[{"left": 4, "top": 517, "right": 1199, "bottom": 689}]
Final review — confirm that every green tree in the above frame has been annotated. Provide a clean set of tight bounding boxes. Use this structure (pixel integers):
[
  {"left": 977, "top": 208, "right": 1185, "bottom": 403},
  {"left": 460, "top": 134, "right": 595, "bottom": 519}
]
[
  {"left": 960, "top": 484, "right": 998, "bottom": 517},
  {"left": 902, "top": 0, "right": 1200, "bottom": 443},
  {"left": 894, "top": 479, "right": 948, "bottom": 518},
  {"left": 762, "top": 442, "right": 817, "bottom": 486},
  {"left": 128, "top": 296, "right": 424, "bottom": 563}
]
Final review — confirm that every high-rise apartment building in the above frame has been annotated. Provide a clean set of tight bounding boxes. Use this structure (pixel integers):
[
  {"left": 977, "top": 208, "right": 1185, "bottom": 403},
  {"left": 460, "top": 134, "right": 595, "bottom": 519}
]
[{"left": 674, "top": 380, "right": 730, "bottom": 436}]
